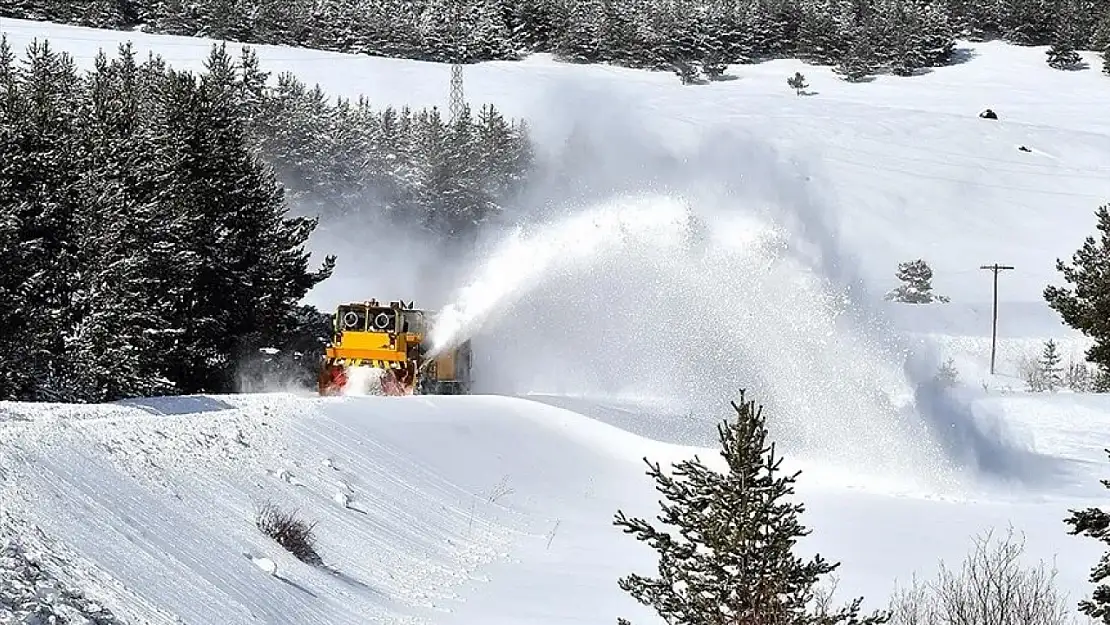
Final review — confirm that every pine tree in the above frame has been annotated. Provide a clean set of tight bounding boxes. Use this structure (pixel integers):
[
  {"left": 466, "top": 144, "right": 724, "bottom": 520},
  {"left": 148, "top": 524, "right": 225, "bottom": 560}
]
[
  {"left": 614, "top": 389, "right": 890, "bottom": 625},
  {"left": 1044, "top": 204, "right": 1110, "bottom": 383},
  {"left": 555, "top": 0, "right": 605, "bottom": 62},
  {"left": 787, "top": 71, "right": 807, "bottom": 94},
  {"left": 1046, "top": 0, "right": 1085, "bottom": 70},
  {"left": 796, "top": 0, "right": 845, "bottom": 64},
  {"left": 1001, "top": 0, "right": 1059, "bottom": 45},
  {"left": 63, "top": 44, "right": 175, "bottom": 401},
  {"left": 833, "top": 31, "right": 877, "bottom": 81},
  {"left": 0, "top": 35, "right": 28, "bottom": 401},
  {"left": 142, "top": 45, "right": 334, "bottom": 394},
  {"left": 1040, "top": 339, "right": 1063, "bottom": 392},
  {"left": 1065, "top": 451, "right": 1110, "bottom": 622},
  {"left": 885, "top": 259, "right": 949, "bottom": 303},
  {"left": 4, "top": 39, "right": 85, "bottom": 401}
]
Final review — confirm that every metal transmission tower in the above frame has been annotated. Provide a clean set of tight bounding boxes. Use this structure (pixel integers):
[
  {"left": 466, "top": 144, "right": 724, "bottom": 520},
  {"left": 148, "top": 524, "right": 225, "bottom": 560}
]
[
  {"left": 448, "top": 2, "right": 466, "bottom": 122},
  {"left": 449, "top": 63, "right": 465, "bottom": 122}
]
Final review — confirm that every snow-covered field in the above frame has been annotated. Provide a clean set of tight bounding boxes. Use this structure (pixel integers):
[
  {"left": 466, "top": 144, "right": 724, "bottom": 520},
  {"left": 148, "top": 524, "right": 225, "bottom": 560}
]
[{"left": 3, "top": 17, "right": 1110, "bottom": 625}]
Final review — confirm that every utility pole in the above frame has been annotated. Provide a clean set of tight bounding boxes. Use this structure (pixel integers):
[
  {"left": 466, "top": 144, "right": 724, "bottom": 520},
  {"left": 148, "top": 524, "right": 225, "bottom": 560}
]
[{"left": 980, "top": 263, "right": 1014, "bottom": 374}]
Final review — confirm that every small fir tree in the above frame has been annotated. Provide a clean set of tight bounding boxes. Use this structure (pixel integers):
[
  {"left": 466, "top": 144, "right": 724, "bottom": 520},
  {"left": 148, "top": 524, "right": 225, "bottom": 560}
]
[
  {"left": 1040, "top": 339, "right": 1063, "bottom": 392},
  {"left": 613, "top": 389, "right": 889, "bottom": 625},
  {"left": 1046, "top": 40, "right": 1082, "bottom": 69},
  {"left": 935, "top": 357, "right": 959, "bottom": 388},
  {"left": 787, "top": 71, "right": 808, "bottom": 95},
  {"left": 885, "top": 259, "right": 949, "bottom": 304}
]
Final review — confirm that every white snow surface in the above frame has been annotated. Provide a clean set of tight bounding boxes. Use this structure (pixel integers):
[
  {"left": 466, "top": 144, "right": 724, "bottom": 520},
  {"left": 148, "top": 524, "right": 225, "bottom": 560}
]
[{"left": 3, "top": 16, "right": 1110, "bottom": 625}]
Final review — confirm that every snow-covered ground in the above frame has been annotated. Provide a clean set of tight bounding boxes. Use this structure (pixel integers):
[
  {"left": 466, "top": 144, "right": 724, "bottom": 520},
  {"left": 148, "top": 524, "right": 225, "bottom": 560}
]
[{"left": 3, "top": 16, "right": 1110, "bottom": 625}]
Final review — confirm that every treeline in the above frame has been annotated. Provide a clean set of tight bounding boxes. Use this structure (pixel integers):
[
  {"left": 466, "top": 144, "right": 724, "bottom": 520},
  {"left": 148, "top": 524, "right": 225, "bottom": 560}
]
[
  {"left": 251, "top": 74, "right": 533, "bottom": 239},
  {"left": 0, "top": 38, "right": 534, "bottom": 403},
  {"left": 4, "top": 0, "right": 1110, "bottom": 79}
]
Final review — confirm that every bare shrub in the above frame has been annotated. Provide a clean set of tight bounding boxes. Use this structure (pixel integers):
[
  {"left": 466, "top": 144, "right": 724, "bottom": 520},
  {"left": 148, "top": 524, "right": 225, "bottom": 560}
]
[
  {"left": 255, "top": 500, "right": 323, "bottom": 566},
  {"left": 887, "top": 526, "right": 1074, "bottom": 625},
  {"left": 1018, "top": 352, "right": 1050, "bottom": 392}
]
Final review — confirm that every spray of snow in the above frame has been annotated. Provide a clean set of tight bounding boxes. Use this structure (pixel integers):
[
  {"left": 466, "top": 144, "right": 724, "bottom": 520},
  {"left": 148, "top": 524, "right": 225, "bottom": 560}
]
[
  {"left": 421, "top": 122, "right": 1054, "bottom": 493},
  {"left": 429, "top": 193, "right": 696, "bottom": 355},
  {"left": 341, "top": 366, "right": 387, "bottom": 397},
  {"left": 431, "top": 189, "right": 960, "bottom": 490}
]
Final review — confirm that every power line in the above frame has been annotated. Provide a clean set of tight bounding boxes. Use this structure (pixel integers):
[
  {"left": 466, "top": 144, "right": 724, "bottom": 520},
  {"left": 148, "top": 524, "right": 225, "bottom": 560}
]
[{"left": 980, "top": 263, "right": 1015, "bottom": 375}]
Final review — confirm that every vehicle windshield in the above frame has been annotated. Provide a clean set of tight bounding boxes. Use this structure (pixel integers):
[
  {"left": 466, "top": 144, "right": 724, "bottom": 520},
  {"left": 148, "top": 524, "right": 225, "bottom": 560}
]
[{"left": 401, "top": 310, "right": 426, "bottom": 334}]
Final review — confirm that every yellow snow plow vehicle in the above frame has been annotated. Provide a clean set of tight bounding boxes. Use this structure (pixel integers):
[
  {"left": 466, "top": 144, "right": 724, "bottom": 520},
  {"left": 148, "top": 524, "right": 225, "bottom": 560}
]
[{"left": 317, "top": 299, "right": 472, "bottom": 396}]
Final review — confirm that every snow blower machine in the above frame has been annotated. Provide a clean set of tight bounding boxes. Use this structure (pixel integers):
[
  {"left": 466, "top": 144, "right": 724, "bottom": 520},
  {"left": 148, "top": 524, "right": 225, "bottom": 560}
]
[{"left": 317, "top": 299, "right": 473, "bottom": 396}]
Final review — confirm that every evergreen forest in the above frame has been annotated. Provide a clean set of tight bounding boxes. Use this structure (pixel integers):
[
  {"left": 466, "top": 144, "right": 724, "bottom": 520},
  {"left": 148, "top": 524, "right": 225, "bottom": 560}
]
[
  {"left": 3, "top": 0, "right": 1109, "bottom": 80},
  {"left": 0, "top": 38, "right": 533, "bottom": 402}
]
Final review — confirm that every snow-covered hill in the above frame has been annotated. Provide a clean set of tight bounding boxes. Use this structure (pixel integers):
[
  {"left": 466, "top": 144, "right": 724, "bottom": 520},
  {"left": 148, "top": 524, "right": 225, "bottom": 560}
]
[{"left": 2, "top": 16, "right": 1110, "bottom": 625}]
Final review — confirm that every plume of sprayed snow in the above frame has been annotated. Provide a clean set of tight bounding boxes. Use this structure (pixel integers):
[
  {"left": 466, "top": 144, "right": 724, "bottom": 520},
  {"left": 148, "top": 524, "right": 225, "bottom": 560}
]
[
  {"left": 290, "top": 78, "right": 1056, "bottom": 492},
  {"left": 427, "top": 109, "right": 1055, "bottom": 492},
  {"left": 342, "top": 366, "right": 387, "bottom": 397},
  {"left": 428, "top": 194, "right": 696, "bottom": 355}
]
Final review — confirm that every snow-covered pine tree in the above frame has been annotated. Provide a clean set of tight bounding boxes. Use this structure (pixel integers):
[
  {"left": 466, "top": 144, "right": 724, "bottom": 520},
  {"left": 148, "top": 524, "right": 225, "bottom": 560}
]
[
  {"left": 409, "top": 104, "right": 491, "bottom": 239},
  {"left": 0, "top": 35, "right": 30, "bottom": 401},
  {"left": 1000, "top": 0, "right": 1059, "bottom": 45},
  {"left": 555, "top": 0, "right": 605, "bottom": 63},
  {"left": 508, "top": 0, "right": 563, "bottom": 52},
  {"left": 913, "top": 0, "right": 958, "bottom": 67},
  {"left": 787, "top": 71, "right": 807, "bottom": 94},
  {"left": 833, "top": 30, "right": 877, "bottom": 81},
  {"left": 472, "top": 103, "right": 515, "bottom": 198},
  {"left": 1044, "top": 204, "right": 1110, "bottom": 386},
  {"left": 417, "top": 0, "right": 462, "bottom": 62},
  {"left": 599, "top": 0, "right": 639, "bottom": 65},
  {"left": 142, "top": 0, "right": 203, "bottom": 37},
  {"left": 934, "top": 357, "right": 959, "bottom": 387},
  {"left": 147, "top": 45, "right": 333, "bottom": 393},
  {"left": 471, "top": 0, "right": 518, "bottom": 61},
  {"left": 0, "top": 39, "right": 85, "bottom": 401},
  {"left": 614, "top": 389, "right": 890, "bottom": 625},
  {"left": 885, "top": 259, "right": 949, "bottom": 303},
  {"left": 699, "top": 0, "right": 744, "bottom": 67},
  {"left": 63, "top": 45, "right": 177, "bottom": 402},
  {"left": 667, "top": 0, "right": 714, "bottom": 72},
  {"left": 796, "top": 0, "right": 846, "bottom": 64},
  {"left": 1046, "top": 0, "right": 1085, "bottom": 69},
  {"left": 1091, "top": 9, "right": 1110, "bottom": 74},
  {"left": 250, "top": 72, "right": 341, "bottom": 218},
  {"left": 744, "top": 0, "right": 796, "bottom": 60},
  {"left": 1039, "top": 339, "right": 1063, "bottom": 392},
  {"left": 873, "top": 0, "right": 953, "bottom": 75}
]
